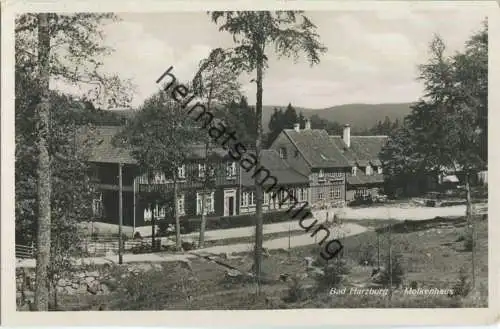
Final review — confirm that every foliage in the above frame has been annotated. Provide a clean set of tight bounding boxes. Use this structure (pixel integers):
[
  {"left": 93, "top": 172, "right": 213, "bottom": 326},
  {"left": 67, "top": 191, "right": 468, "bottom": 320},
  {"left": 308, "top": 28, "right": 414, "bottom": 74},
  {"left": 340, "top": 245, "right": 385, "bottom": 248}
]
[
  {"left": 315, "top": 258, "right": 351, "bottom": 290},
  {"left": 463, "top": 229, "right": 475, "bottom": 251},
  {"left": 207, "top": 10, "right": 327, "bottom": 283},
  {"left": 381, "top": 22, "right": 487, "bottom": 186},
  {"left": 120, "top": 92, "right": 201, "bottom": 248},
  {"left": 452, "top": 267, "right": 472, "bottom": 297},
  {"left": 376, "top": 252, "right": 405, "bottom": 287},
  {"left": 15, "top": 13, "right": 135, "bottom": 108},
  {"left": 219, "top": 97, "right": 258, "bottom": 148}
]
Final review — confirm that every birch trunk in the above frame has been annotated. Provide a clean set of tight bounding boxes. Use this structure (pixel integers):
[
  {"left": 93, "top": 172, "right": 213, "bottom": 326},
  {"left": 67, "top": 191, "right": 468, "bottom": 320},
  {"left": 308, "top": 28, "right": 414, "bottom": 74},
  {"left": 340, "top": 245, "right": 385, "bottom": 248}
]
[{"left": 34, "top": 12, "right": 51, "bottom": 311}]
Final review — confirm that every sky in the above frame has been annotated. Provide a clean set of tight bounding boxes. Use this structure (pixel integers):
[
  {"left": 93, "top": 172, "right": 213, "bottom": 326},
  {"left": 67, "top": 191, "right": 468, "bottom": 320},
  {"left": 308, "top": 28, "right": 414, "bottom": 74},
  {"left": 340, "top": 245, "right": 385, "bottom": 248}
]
[{"left": 69, "top": 8, "right": 488, "bottom": 109}]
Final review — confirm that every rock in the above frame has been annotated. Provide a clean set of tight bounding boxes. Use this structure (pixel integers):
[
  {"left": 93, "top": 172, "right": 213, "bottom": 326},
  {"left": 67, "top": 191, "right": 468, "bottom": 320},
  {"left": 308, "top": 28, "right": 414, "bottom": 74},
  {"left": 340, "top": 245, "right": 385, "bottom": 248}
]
[
  {"left": 87, "top": 282, "right": 100, "bottom": 295},
  {"left": 84, "top": 276, "right": 96, "bottom": 284},
  {"left": 304, "top": 257, "right": 314, "bottom": 268}
]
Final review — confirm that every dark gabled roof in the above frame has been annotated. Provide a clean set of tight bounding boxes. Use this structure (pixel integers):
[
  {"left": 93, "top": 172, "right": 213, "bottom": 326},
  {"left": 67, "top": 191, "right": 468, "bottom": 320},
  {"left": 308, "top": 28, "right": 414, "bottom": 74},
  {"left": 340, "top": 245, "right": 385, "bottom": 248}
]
[
  {"left": 241, "top": 150, "right": 309, "bottom": 187},
  {"left": 330, "top": 135, "right": 387, "bottom": 168},
  {"left": 347, "top": 171, "right": 385, "bottom": 186},
  {"left": 79, "top": 126, "right": 137, "bottom": 164},
  {"left": 283, "top": 129, "right": 351, "bottom": 168},
  {"left": 78, "top": 126, "right": 230, "bottom": 164}
]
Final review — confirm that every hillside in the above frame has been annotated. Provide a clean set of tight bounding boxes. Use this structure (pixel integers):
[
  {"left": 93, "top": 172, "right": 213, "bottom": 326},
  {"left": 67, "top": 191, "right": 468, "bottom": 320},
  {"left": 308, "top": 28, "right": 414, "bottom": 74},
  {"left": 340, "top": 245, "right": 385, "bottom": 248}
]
[
  {"left": 262, "top": 102, "right": 414, "bottom": 132},
  {"left": 105, "top": 103, "right": 414, "bottom": 133}
]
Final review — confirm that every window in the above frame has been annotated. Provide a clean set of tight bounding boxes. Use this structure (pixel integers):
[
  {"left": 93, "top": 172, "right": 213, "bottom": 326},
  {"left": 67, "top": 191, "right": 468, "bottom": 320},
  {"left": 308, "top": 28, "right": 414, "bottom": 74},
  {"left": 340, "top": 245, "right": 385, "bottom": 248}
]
[
  {"left": 226, "top": 162, "right": 236, "bottom": 178},
  {"left": 318, "top": 191, "right": 324, "bottom": 200},
  {"left": 299, "top": 188, "right": 308, "bottom": 202},
  {"left": 352, "top": 166, "right": 357, "bottom": 176},
  {"left": 263, "top": 192, "right": 269, "bottom": 204},
  {"left": 279, "top": 147, "right": 287, "bottom": 159},
  {"left": 196, "top": 191, "right": 214, "bottom": 215},
  {"left": 333, "top": 171, "right": 343, "bottom": 178},
  {"left": 241, "top": 191, "right": 256, "bottom": 207},
  {"left": 178, "top": 194, "right": 185, "bottom": 215},
  {"left": 178, "top": 165, "right": 186, "bottom": 179},
  {"left": 153, "top": 171, "right": 166, "bottom": 184},
  {"left": 198, "top": 164, "right": 206, "bottom": 178},
  {"left": 329, "top": 185, "right": 341, "bottom": 199},
  {"left": 318, "top": 169, "right": 325, "bottom": 179},
  {"left": 92, "top": 192, "right": 102, "bottom": 218},
  {"left": 366, "top": 165, "right": 372, "bottom": 176},
  {"left": 377, "top": 166, "right": 383, "bottom": 175}
]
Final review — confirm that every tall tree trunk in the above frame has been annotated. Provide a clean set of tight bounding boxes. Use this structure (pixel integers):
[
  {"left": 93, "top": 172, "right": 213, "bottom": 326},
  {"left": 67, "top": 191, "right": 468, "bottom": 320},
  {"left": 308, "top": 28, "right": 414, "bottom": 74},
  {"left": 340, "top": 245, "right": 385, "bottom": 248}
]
[
  {"left": 199, "top": 142, "right": 209, "bottom": 248},
  {"left": 174, "top": 177, "right": 181, "bottom": 250},
  {"left": 34, "top": 12, "right": 51, "bottom": 312},
  {"left": 199, "top": 192, "right": 206, "bottom": 248},
  {"left": 254, "top": 54, "right": 264, "bottom": 288},
  {"left": 151, "top": 203, "right": 156, "bottom": 251},
  {"left": 465, "top": 173, "right": 476, "bottom": 291}
]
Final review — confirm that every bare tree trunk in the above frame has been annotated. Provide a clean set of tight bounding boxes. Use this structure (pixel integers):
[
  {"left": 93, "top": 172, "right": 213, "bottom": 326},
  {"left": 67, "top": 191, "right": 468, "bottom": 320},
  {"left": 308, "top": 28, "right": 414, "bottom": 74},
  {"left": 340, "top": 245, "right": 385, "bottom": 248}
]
[
  {"left": 465, "top": 173, "right": 476, "bottom": 291},
  {"left": 118, "top": 163, "right": 123, "bottom": 263},
  {"left": 34, "top": 12, "right": 51, "bottom": 312},
  {"left": 174, "top": 177, "right": 181, "bottom": 250},
  {"left": 199, "top": 142, "right": 209, "bottom": 248},
  {"left": 254, "top": 53, "right": 264, "bottom": 289},
  {"left": 151, "top": 203, "right": 156, "bottom": 251}
]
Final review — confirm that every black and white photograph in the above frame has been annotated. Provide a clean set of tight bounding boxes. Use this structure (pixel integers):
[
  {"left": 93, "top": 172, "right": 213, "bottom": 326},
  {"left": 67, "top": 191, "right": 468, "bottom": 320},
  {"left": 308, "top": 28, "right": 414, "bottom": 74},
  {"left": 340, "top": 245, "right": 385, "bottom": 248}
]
[{"left": 1, "top": 0, "right": 498, "bottom": 326}]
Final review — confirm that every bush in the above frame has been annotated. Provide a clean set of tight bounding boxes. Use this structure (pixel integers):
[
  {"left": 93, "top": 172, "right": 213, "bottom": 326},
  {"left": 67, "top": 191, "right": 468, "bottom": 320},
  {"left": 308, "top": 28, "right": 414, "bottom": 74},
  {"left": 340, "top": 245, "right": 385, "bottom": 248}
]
[
  {"left": 158, "top": 220, "right": 174, "bottom": 237},
  {"left": 284, "top": 276, "right": 307, "bottom": 303},
  {"left": 463, "top": 230, "right": 474, "bottom": 251},
  {"left": 358, "top": 245, "right": 376, "bottom": 266},
  {"left": 315, "top": 258, "right": 351, "bottom": 290},
  {"left": 376, "top": 253, "right": 405, "bottom": 287},
  {"left": 452, "top": 267, "right": 471, "bottom": 297},
  {"left": 181, "top": 209, "right": 312, "bottom": 233}
]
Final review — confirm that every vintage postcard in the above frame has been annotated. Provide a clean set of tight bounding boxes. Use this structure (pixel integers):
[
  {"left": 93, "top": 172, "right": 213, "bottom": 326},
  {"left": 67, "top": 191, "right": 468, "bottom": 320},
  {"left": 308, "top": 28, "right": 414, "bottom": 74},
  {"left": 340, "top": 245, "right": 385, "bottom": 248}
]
[{"left": 1, "top": 0, "right": 499, "bottom": 326}]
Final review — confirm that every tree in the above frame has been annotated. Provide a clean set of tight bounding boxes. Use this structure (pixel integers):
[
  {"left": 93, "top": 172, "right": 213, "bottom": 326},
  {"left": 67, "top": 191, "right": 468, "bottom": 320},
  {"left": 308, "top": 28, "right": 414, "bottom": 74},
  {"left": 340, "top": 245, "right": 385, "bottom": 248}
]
[
  {"left": 192, "top": 50, "right": 242, "bottom": 247},
  {"left": 121, "top": 92, "right": 199, "bottom": 250},
  {"left": 266, "top": 103, "right": 299, "bottom": 146},
  {"left": 207, "top": 11, "right": 327, "bottom": 286},
  {"left": 15, "top": 13, "right": 132, "bottom": 310},
  {"left": 381, "top": 22, "right": 487, "bottom": 293}
]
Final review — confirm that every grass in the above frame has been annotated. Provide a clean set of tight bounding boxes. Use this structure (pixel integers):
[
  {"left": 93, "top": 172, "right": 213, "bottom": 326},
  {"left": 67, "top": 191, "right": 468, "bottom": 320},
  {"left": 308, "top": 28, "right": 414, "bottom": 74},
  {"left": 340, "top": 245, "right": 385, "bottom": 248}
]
[{"left": 42, "top": 215, "right": 487, "bottom": 310}]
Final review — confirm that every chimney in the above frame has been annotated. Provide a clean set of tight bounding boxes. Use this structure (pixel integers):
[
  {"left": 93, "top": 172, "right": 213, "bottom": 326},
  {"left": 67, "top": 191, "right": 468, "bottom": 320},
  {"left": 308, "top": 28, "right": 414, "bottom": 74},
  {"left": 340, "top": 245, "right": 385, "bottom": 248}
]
[
  {"left": 293, "top": 123, "right": 300, "bottom": 132},
  {"left": 304, "top": 119, "right": 311, "bottom": 130},
  {"left": 343, "top": 124, "right": 351, "bottom": 148}
]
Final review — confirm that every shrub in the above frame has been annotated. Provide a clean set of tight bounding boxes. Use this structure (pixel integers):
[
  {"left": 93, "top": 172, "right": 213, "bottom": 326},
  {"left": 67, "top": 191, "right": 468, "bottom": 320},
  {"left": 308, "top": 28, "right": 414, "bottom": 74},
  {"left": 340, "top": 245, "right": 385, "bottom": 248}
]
[
  {"left": 452, "top": 267, "right": 471, "bottom": 298},
  {"left": 133, "top": 231, "right": 142, "bottom": 240},
  {"left": 463, "top": 230, "right": 474, "bottom": 251},
  {"left": 315, "top": 257, "right": 350, "bottom": 290},
  {"left": 284, "top": 276, "right": 306, "bottom": 303},
  {"left": 376, "top": 253, "right": 405, "bottom": 287},
  {"left": 358, "top": 245, "right": 376, "bottom": 266}
]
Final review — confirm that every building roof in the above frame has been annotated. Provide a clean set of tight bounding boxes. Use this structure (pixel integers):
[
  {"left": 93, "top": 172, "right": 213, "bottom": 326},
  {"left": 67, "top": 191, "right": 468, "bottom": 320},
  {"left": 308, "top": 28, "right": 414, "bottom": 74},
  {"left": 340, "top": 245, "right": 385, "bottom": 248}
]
[
  {"left": 241, "top": 150, "right": 309, "bottom": 187},
  {"left": 283, "top": 129, "right": 351, "bottom": 168},
  {"left": 78, "top": 126, "right": 230, "bottom": 164},
  {"left": 330, "top": 135, "right": 387, "bottom": 168}
]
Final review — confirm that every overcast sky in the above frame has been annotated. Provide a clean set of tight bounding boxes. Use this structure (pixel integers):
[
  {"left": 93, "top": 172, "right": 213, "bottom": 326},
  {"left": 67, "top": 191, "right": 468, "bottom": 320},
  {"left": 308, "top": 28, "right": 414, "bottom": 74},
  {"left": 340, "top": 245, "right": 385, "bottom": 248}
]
[{"left": 86, "top": 9, "right": 487, "bottom": 109}]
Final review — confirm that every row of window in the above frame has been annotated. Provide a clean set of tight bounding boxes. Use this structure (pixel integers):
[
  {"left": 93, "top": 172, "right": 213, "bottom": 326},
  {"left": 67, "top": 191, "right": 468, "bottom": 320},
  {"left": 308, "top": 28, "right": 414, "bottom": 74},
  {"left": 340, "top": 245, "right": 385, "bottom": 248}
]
[
  {"left": 143, "top": 191, "right": 216, "bottom": 222},
  {"left": 316, "top": 185, "right": 342, "bottom": 200},
  {"left": 144, "top": 162, "right": 237, "bottom": 184},
  {"left": 240, "top": 188, "right": 308, "bottom": 207}
]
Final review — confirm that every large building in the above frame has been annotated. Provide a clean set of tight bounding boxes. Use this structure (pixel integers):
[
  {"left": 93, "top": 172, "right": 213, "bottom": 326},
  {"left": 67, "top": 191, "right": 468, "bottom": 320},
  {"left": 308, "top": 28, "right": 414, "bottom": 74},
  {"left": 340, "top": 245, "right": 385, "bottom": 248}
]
[
  {"left": 83, "top": 126, "right": 310, "bottom": 229},
  {"left": 269, "top": 121, "right": 388, "bottom": 206}
]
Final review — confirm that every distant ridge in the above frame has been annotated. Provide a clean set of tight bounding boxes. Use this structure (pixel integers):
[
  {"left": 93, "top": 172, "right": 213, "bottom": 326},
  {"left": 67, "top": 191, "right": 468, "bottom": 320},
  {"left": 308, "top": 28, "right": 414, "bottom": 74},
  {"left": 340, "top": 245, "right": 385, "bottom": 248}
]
[
  {"left": 262, "top": 102, "right": 414, "bottom": 132},
  {"left": 107, "top": 102, "right": 415, "bottom": 132}
]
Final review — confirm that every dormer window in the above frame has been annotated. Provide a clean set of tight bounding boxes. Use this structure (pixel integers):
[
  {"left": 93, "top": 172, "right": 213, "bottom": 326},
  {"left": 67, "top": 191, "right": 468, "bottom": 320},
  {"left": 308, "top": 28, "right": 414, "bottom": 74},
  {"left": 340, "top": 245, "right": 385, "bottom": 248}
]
[
  {"left": 279, "top": 147, "right": 287, "bottom": 159},
  {"left": 178, "top": 165, "right": 186, "bottom": 179},
  {"left": 365, "top": 165, "right": 372, "bottom": 176},
  {"left": 351, "top": 167, "right": 357, "bottom": 176},
  {"left": 318, "top": 169, "right": 325, "bottom": 181}
]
